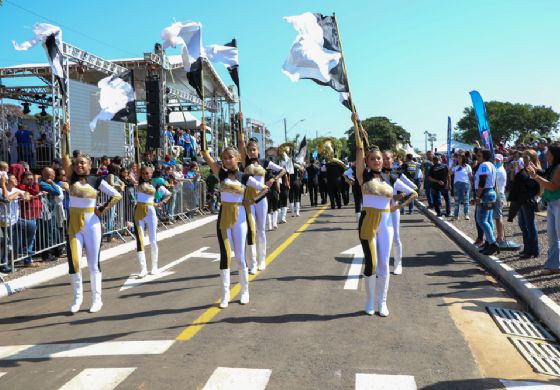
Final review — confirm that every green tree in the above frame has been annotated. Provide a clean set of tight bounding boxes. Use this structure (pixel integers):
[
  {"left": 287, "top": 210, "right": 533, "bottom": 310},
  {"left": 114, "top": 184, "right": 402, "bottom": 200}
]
[
  {"left": 345, "top": 116, "right": 411, "bottom": 158},
  {"left": 455, "top": 101, "right": 559, "bottom": 145}
]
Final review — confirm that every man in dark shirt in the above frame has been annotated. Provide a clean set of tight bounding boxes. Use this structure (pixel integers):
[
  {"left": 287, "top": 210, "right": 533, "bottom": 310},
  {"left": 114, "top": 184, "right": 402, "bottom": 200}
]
[
  {"left": 306, "top": 160, "right": 320, "bottom": 206},
  {"left": 428, "top": 155, "right": 451, "bottom": 217},
  {"left": 400, "top": 154, "right": 418, "bottom": 214}
]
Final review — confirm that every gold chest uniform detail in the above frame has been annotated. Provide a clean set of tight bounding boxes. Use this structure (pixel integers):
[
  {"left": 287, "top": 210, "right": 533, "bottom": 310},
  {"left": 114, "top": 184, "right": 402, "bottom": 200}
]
[
  {"left": 138, "top": 183, "right": 156, "bottom": 196},
  {"left": 221, "top": 180, "right": 245, "bottom": 195},
  {"left": 69, "top": 182, "right": 97, "bottom": 199},
  {"left": 361, "top": 179, "right": 393, "bottom": 198},
  {"left": 245, "top": 164, "right": 266, "bottom": 177}
]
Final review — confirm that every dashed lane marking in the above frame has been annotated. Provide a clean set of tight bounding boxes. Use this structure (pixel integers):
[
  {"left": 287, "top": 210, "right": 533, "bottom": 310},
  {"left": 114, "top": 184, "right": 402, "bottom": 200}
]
[
  {"left": 202, "top": 367, "right": 272, "bottom": 390},
  {"left": 58, "top": 368, "right": 136, "bottom": 390},
  {"left": 0, "top": 340, "right": 175, "bottom": 360},
  {"left": 176, "top": 205, "right": 328, "bottom": 341},
  {"left": 341, "top": 245, "right": 364, "bottom": 290},
  {"left": 355, "top": 373, "right": 417, "bottom": 389}
]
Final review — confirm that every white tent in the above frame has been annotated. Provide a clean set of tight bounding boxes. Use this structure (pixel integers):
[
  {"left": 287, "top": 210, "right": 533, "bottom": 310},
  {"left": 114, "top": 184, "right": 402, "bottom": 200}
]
[
  {"left": 435, "top": 140, "right": 474, "bottom": 153},
  {"left": 138, "top": 111, "right": 204, "bottom": 130},
  {"left": 404, "top": 145, "right": 420, "bottom": 158}
]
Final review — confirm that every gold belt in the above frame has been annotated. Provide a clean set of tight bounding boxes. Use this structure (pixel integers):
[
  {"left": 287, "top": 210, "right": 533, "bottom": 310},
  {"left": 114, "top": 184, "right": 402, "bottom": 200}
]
[
  {"left": 359, "top": 207, "right": 390, "bottom": 241},
  {"left": 220, "top": 202, "right": 241, "bottom": 232},
  {"left": 135, "top": 202, "right": 153, "bottom": 222},
  {"left": 68, "top": 207, "right": 95, "bottom": 236}
]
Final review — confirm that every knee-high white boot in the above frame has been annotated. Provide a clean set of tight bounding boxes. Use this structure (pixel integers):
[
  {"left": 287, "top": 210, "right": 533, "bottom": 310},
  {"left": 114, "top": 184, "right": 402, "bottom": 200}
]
[
  {"left": 273, "top": 210, "right": 279, "bottom": 229},
  {"left": 240, "top": 267, "right": 250, "bottom": 304},
  {"left": 89, "top": 272, "right": 103, "bottom": 313},
  {"left": 248, "top": 245, "right": 257, "bottom": 275},
  {"left": 219, "top": 269, "right": 230, "bottom": 309},
  {"left": 376, "top": 275, "right": 390, "bottom": 317},
  {"left": 295, "top": 202, "right": 300, "bottom": 217},
  {"left": 150, "top": 245, "right": 159, "bottom": 275},
  {"left": 364, "top": 275, "right": 375, "bottom": 315},
  {"left": 70, "top": 273, "right": 83, "bottom": 314},
  {"left": 257, "top": 244, "right": 266, "bottom": 271},
  {"left": 267, "top": 214, "right": 273, "bottom": 231},
  {"left": 393, "top": 244, "right": 403, "bottom": 275},
  {"left": 356, "top": 213, "right": 361, "bottom": 223},
  {"left": 137, "top": 251, "right": 148, "bottom": 278},
  {"left": 281, "top": 207, "right": 287, "bottom": 223},
  {"left": 291, "top": 203, "right": 296, "bottom": 217}
]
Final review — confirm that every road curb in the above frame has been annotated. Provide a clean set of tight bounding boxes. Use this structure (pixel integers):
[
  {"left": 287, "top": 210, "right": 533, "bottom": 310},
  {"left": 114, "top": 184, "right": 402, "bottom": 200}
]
[
  {"left": 0, "top": 215, "right": 217, "bottom": 299},
  {"left": 416, "top": 200, "right": 560, "bottom": 338}
]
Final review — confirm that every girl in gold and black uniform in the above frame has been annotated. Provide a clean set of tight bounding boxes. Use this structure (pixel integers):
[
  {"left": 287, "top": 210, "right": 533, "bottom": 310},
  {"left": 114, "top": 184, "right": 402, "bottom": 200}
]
[
  {"left": 200, "top": 123, "right": 271, "bottom": 308},
  {"left": 352, "top": 114, "right": 413, "bottom": 317},
  {"left": 62, "top": 123, "right": 122, "bottom": 314}
]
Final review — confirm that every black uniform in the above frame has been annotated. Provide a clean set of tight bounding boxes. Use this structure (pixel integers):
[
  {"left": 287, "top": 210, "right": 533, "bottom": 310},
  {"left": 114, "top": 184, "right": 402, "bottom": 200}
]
[
  {"left": 319, "top": 162, "right": 328, "bottom": 204},
  {"left": 289, "top": 165, "right": 303, "bottom": 204},
  {"left": 306, "top": 163, "right": 320, "bottom": 206},
  {"left": 326, "top": 161, "right": 345, "bottom": 209}
]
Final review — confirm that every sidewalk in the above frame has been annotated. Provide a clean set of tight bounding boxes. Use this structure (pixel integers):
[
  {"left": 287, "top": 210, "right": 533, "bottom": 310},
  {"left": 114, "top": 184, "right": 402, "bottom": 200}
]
[{"left": 416, "top": 199, "right": 560, "bottom": 338}]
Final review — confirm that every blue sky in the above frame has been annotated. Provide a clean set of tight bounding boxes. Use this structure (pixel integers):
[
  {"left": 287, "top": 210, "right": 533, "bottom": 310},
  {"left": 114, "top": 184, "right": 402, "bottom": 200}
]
[{"left": 1, "top": 0, "right": 559, "bottom": 150}]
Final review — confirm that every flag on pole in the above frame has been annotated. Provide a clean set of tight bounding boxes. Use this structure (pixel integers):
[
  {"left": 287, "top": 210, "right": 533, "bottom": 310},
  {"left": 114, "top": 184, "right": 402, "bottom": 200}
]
[
  {"left": 469, "top": 90, "right": 494, "bottom": 157},
  {"left": 295, "top": 136, "right": 307, "bottom": 164},
  {"left": 186, "top": 57, "right": 204, "bottom": 99},
  {"left": 89, "top": 70, "right": 137, "bottom": 131},
  {"left": 161, "top": 21, "right": 204, "bottom": 71},
  {"left": 13, "top": 23, "right": 66, "bottom": 95},
  {"left": 282, "top": 12, "right": 350, "bottom": 109},
  {"left": 447, "top": 116, "right": 452, "bottom": 167},
  {"left": 206, "top": 39, "right": 240, "bottom": 94}
]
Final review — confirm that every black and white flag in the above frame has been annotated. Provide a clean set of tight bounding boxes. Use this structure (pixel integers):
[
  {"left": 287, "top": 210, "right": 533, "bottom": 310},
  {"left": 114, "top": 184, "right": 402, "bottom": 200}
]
[
  {"left": 13, "top": 23, "right": 66, "bottom": 95},
  {"left": 295, "top": 136, "right": 307, "bottom": 164},
  {"left": 89, "top": 70, "right": 137, "bottom": 131},
  {"left": 206, "top": 39, "right": 240, "bottom": 95},
  {"left": 161, "top": 21, "right": 204, "bottom": 71},
  {"left": 186, "top": 57, "right": 204, "bottom": 100},
  {"left": 283, "top": 12, "right": 349, "bottom": 109}
]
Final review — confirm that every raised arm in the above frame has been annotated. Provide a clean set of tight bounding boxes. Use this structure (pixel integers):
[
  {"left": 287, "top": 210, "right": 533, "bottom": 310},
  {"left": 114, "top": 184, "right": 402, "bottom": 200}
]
[
  {"left": 61, "top": 122, "right": 73, "bottom": 179},
  {"left": 199, "top": 122, "right": 222, "bottom": 177},
  {"left": 237, "top": 112, "right": 247, "bottom": 164},
  {"left": 353, "top": 112, "right": 366, "bottom": 186},
  {"left": 529, "top": 163, "right": 560, "bottom": 192}
]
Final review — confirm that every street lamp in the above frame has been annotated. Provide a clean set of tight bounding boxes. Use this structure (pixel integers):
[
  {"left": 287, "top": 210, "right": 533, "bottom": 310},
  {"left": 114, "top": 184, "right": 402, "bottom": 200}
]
[{"left": 284, "top": 118, "right": 306, "bottom": 142}]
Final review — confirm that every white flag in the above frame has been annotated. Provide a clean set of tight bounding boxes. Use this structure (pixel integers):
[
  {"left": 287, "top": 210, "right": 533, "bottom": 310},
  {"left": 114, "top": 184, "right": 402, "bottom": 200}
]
[
  {"left": 161, "top": 21, "right": 204, "bottom": 71},
  {"left": 13, "top": 23, "right": 65, "bottom": 79},
  {"left": 205, "top": 44, "right": 238, "bottom": 68},
  {"left": 90, "top": 74, "right": 135, "bottom": 132}
]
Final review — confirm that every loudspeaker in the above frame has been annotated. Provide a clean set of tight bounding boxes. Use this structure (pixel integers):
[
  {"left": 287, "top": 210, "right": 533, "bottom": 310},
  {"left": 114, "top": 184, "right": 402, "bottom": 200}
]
[{"left": 145, "top": 77, "right": 161, "bottom": 149}]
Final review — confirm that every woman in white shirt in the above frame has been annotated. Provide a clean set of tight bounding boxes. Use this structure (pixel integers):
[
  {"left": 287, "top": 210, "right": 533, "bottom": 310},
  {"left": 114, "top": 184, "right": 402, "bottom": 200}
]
[
  {"left": 451, "top": 154, "right": 473, "bottom": 220},
  {"left": 474, "top": 149, "right": 498, "bottom": 255}
]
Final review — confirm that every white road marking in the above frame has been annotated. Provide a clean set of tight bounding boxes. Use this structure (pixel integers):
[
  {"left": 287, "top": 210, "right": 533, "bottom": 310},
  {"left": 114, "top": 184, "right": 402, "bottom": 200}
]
[
  {"left": 0, "top": 340, "right": 175, "bottom": 360},
  {"left": 341, "top": 245, "right": 363, "bottom": 290},
  {"left": 1, "top": 215, "right": 218, "bottom": 299},
  {"left": 202, "top": 367, "right": 272, "bottom": 390},
  {"left": 0, "top": 372, "right": 5, "bottom": 378},
  {"left": 59, "top": 368, "right": 136, "bottom": 390},
  {"left": 355, "top": 373, "right": 417, "bottom": 390},
  {"left": 500, "top": 379, "right": 560, "bottom": 389},
  {"left": 120, "top": 247, "right": 220, "bottom": 291}
]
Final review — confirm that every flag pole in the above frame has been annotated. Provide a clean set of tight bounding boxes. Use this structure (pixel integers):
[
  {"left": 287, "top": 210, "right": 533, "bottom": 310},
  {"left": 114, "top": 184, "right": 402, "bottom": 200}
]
[{"left": 332, "top": 13, "right": 365, "bottom": 150}]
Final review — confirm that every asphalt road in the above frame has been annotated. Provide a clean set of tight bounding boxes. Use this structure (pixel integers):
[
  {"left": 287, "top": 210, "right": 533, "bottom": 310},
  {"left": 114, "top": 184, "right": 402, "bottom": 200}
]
[{"left": 1, "top": 204, "right": 559, "bottom": 389}]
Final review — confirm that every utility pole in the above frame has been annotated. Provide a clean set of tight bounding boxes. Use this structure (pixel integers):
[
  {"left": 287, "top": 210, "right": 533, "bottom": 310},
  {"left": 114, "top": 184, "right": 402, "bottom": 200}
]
[{"left": 284, "top": 118, "right": 287, "bottom": 142}]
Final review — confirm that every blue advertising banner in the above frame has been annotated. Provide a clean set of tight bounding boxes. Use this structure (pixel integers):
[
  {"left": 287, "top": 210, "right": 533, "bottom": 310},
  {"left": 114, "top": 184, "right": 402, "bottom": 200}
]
[{"left": 469, "top": 90, "right": 494, "bottom": 158}]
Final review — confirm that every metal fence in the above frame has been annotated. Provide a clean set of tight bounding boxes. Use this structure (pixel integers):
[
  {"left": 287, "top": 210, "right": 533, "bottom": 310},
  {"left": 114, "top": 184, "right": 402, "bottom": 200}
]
[{"left": 0, "top": 179, "right": 207, "bottom": 273}]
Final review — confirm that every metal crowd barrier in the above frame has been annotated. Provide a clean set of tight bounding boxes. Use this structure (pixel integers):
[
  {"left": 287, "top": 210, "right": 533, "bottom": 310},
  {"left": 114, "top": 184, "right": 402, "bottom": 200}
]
[{"left": 0, "top": 179, "right": 207, "bottom": 273}]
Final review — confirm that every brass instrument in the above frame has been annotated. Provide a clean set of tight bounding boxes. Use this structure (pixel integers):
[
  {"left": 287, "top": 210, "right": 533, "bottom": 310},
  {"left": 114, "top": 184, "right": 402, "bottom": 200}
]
[
  {"left": 277, "top": 142, "right": 294, "bottom": 160},
  {"left": 318, "top": 138, "right": 346, "bottom": 169}
]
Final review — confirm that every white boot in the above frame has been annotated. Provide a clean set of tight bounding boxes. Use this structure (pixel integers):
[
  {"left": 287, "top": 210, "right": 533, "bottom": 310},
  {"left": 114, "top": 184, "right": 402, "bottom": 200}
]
[
  {"left": 239, "top": 267, "right": 250, "bottom": 304},
  {"left": 376, "top": 275, "right": 390, "bottom": 317},
  {"left": 89, "top": 272, "right": 103, "bottom": 313},
  {"left": 273, "top": 210, "right": 279, "bottom": 229},
  {"left": 257, "top": 244, "right": 266, "bottom": 271},
  {"left": 291, "top": 203, "right": 296, "bottom": 217},
  {"left": 280, "top": 207, "right": 287, "bottom": 223},
  {"left": 393, "top": 246, "right": 403, "bottom": 275},
  {"left": 69, "top": 273, "right": 83, "bottom": 314},
  {"left": 248, "top": 245, "right": 257, "bottom": 275},
  {"left": 137, "top": 251, "right": 148, "bottom": 278},
  {"left": 295, "top": 202, "right": 300, "bottom": 217},
  {"left": 364, "top": 275, "right": 375, "bottom": 315},
  {"left": 219, "top": 269, "right": 230, "bottom": 309},
  {"left": 150, "top": 245, "right": 159, "bottom": 275},
  {"left": 356, "top": 213, "right": 361, "bottom": 223},
  {"left": 267, "top": 214, "right": 273, "bottom": 231}
]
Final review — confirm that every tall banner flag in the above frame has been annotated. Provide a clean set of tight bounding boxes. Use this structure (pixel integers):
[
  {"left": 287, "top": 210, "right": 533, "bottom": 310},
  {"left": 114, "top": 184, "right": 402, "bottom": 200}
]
[
  {"left": 282, "top": 12, "right": 350, "bottom": 110},
  {"left": 206, "top": 39, "right": 239, "bottom": 95},
  {"left": 295, "top": 136, "right": 307, "bottom": 164},
  {"left": 186, "top": 57, "right": 204, "bottom": 99},
  {"left": 469, "top": 90, "right": 494, "bottom": 157},
  {"left": 13, "top": 23, "right": 66, "bottom": 95},
  {"left": 447, "top": 116, "right": 452, "bottom": 167},
  {"left": 90, "top": 70, "right": 137, "bottom": 131}
]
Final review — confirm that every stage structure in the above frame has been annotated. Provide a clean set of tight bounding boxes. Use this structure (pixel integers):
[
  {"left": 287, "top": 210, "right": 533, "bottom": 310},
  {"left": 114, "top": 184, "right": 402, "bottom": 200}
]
[{"left": 0, "top": 39, "right": 237, "bottom": 168}]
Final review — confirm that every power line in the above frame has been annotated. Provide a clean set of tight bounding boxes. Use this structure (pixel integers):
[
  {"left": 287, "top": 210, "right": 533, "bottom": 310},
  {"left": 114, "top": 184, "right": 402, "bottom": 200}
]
[{"left": 5, "top": 0, "right": 138, "bottom": 57}]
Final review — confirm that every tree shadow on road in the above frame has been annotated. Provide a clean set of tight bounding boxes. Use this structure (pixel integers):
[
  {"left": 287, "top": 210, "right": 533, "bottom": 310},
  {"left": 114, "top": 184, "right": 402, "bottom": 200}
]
[{"left": 208, "top": 310, "right": 364, "bottom": 325}]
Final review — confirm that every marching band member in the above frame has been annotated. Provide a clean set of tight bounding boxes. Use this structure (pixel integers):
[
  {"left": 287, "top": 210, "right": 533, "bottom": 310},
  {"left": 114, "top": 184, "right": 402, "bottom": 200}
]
[
  {"left": 267, "top": 177, "right": 281, "bottom": 231},
  {"left": 353, "top": 114, "right": 409, "bottom": 317},
  {"left": 133, "top": 166, "right": 171, "bottom": 278},
  {"left": 62, "top": 123, "right": 122, "bottom": 314},
  {"left": 381, "top": 151, "right": 418, "bottom": 275},
  {"left": 344, "top": 163, "right": 362, "bottom": 224},
  {"left": 238, "top": 125, "right": 284, "bottom": 274},
  {"left": 289, "top": 162, "right": 304, "bottom": 217},
  {"left": 200, "top": 122, "right": 271, "bottom": 308}
]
